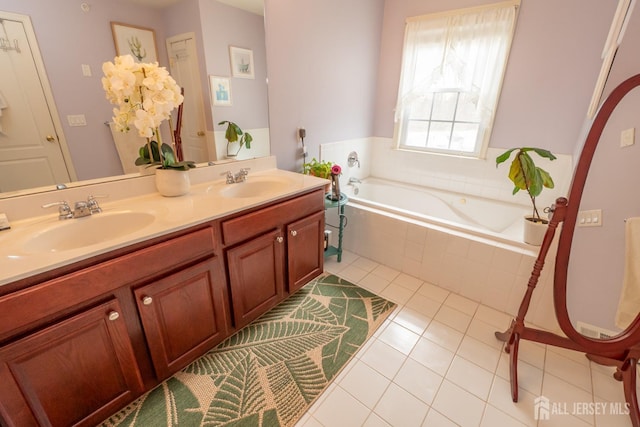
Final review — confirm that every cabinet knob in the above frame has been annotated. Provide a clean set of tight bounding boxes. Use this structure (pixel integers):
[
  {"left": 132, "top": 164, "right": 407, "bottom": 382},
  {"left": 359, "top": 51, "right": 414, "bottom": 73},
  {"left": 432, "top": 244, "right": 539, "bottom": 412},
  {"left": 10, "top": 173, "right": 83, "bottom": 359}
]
[
  {"left": 290, "top": 230, "right": 298, "bottom": 237},
  {"left": 142, "top": 296, "right": 153, "bottom": 306},
  {"left": 276, "top": 236, "right": 283, "bottom": 243},
  {"left": 108, "top": 311, "right": 120, "bottom": 321}
]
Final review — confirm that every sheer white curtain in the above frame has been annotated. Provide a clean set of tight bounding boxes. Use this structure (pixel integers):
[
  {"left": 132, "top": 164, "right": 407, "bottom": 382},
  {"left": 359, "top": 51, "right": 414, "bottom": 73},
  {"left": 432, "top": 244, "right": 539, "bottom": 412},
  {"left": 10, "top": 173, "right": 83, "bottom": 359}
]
[{"left": 395, "top": 1, "right": 518, "bottom": 154}]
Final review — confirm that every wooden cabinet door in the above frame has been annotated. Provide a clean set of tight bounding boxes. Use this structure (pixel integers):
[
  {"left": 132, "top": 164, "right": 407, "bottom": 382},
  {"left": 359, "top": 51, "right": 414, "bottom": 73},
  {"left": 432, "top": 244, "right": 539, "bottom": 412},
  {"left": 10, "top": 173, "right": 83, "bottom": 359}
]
[
  {"left": 227, "top": 229, "right": 285, "bottom": 329},
  {"left": 135, "top": 260, "right": 229, "bottom": 380},
  {"left": 0, "top": 299, "right": 143, "bottom": 427},
  {"left": 287, "top": 211, "right": 324, "bottom": 293}
]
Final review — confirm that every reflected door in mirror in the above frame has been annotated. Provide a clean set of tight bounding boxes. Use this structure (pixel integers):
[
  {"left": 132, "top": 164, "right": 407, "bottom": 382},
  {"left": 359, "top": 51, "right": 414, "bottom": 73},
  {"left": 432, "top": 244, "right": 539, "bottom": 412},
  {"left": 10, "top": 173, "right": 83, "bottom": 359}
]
[{"left": 0, "top": 16, "right": 71, "bottom": 192}]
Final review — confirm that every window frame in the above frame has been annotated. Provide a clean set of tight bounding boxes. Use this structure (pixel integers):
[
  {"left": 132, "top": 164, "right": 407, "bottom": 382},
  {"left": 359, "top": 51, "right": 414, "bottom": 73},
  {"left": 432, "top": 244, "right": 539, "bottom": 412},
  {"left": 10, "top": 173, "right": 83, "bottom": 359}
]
[{"left": 393, "top": 1, "right": 520, "bottom": 159}]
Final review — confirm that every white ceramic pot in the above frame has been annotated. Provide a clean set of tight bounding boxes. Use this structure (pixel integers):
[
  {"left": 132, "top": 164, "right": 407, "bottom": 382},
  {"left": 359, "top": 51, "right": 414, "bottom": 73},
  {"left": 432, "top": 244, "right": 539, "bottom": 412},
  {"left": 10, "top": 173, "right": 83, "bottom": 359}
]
[
  {"left": 523, "top": 216, "right": 548, "bottom": 246},
  {"left": 155, "top": 168, "right": 190, "bottom": 197}
]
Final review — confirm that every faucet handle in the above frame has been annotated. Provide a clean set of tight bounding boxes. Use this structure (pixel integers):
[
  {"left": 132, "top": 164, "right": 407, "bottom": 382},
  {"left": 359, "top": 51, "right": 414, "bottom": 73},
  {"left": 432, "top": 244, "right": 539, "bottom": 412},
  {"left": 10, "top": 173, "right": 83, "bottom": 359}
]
[
  {"left": 42, "top": 201, "right": 72, "bottom": 220},
  {"left": 222, "top": 171, "right": 234, "bottom": 184},
  {"left": 87, "top": 194, "right": 107, "bottom": 214}
]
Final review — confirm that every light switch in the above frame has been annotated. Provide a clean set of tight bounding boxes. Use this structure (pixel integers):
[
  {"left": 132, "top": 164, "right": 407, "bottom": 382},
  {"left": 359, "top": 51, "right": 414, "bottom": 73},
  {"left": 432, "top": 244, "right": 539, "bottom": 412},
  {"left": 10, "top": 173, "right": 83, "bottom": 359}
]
[
  {"left": 67, "top": 115, "right": 87, "bottom": 127},
  {"left": 81, "top": 64, "right": 92, "bottom": 77},
  {"left": 577, "top": 209, "right": 602, "bottom": 227},
  {"left": 621, "top": 128, "right": 635, "bottom": 147}
]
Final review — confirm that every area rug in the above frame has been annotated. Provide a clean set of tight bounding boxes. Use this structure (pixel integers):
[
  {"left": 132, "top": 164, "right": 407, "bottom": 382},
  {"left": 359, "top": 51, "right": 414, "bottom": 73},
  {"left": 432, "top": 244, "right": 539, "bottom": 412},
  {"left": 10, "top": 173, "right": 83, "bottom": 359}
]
[{"left": 101, "top": 273, "right": 396, "bottom": 427}]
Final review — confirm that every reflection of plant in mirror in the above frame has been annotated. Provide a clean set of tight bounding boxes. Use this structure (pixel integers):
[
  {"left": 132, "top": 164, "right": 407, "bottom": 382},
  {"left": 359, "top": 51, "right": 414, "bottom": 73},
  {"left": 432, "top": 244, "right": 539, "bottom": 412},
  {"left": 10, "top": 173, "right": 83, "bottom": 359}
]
[
  {"left": 496, "top": 147, "right": 556, "bottom": 222},
  {"left": 135, "top": 140, "right": 195, "bottom": 171},
  {"left": 303, "top": 158, "right": 333, "bottom": 179},
  {"left": 218, "top": 120, "right": 253, "bottom": 157}
]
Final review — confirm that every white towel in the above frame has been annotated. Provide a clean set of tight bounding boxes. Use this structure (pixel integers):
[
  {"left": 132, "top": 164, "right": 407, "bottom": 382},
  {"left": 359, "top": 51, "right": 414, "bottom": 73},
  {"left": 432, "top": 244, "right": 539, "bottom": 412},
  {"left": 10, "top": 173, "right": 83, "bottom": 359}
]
[{"left": 615, "top": 217, "right": 640, "bottom": 329}]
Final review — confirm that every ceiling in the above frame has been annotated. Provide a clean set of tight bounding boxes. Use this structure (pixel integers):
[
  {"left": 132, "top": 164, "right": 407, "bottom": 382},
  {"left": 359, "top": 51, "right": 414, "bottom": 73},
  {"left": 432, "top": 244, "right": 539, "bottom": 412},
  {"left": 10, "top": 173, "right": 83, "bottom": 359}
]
[{"left": 125, "top": 0, "right": 264, "bottom": 15}]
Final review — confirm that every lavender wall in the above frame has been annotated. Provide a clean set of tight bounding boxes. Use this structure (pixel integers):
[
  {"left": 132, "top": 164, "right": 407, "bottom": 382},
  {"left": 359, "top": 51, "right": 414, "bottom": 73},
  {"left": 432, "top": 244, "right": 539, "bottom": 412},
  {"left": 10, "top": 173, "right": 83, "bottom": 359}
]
[
  {"left": 265, "top": 0, "right": 616, "bottom": 173},
  {"left": 264, "top": 0, "right": 385, "bottom": 172},
  {"left": 199, "top": 0, "right": 269, "bottom": 134}
]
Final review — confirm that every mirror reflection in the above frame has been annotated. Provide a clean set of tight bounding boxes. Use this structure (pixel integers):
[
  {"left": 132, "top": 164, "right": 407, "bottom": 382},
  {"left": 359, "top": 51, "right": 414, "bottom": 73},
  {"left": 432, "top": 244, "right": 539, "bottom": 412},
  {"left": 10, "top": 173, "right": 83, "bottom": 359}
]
[
  {"left": 0, "top": 0, "right": 269, "bottom": 198},
  {"left": 566, "top": 86, "right": 640, "bottom": 338}
]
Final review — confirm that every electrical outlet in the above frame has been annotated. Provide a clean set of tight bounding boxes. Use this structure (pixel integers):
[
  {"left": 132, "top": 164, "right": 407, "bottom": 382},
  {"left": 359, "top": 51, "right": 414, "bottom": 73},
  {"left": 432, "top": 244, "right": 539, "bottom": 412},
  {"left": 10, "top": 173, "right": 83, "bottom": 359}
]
[{"left": 577, "top": 209, "right": 602, "bottom": 227}]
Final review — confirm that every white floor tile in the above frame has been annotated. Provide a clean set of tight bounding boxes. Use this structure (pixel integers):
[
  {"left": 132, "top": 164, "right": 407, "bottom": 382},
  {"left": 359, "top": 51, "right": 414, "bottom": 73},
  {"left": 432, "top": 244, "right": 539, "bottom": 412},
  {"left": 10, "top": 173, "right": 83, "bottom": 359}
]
[
  {"left": 378, "top": 321, "right": 420, "bottom": 355},
  {"left": 544, "top": 350, "right": 592, "bottom": 393},
  {"left": 422, "top": 320, "right": 464, "bottom": 352},
  {"left": 358, "top": 273, "right": 390, "bottom": 294},
  {"left": 431, "top": 380, "right": 486, "bottom": 427},
  {"left": 313, "top": 386, "right": 372, "bottom": 427},
  {"left": 422, "top": 409, "right": 459, "bottom": 427},
  {"left": 392, "top": 273, "right": 424, "bottom": 292},
  {"left": 488, "top": 377, "right": 537, "bottom": 427},
  {"left": 444, "top": 293, "right": 479, "bottom": 315},
  {"left": 541, "top": 372, "right": 595, "bottom": 425},
  {"left": 433, "top": 305, "right": 472, "bottom": 333},
  {"left": 360, "top": 339, "right": 407, "bottom": 380},
  {"left": 393, "top": 306, "right": 431, "bottom": 335},
  {"left": 374, "top": 383, "right": 430, "bottom": 427},
  {"left": 481, "top": 404, "right": 528, "bottom": 427},
  {"left": 405, "top": 293, "right": 443, "bottom": 318},
  {"left": 393, "top": 357, "right": 443, "bottom": 405},
  {"left": 379, "top": 283, "right": 415, "bottom": 305},
  {"left": 371, "top": 264, "right": 400, "bottom": 282},
  {"left": 363, "top": 412, "right": 392, "bottom": 427},
  {"left": 446, "top": 355, "right": 494, "bottom": 400},
  {"left": 352, "top": 257, "right": 380, "bottom": 272},
  {"left": 417, "top": 281, "right": 450, "bottom": 303},
  {"left": 410, "top": 337, "right": 455, "bottom": 376},
  {"left": 338, "top": 360, "right": 390, "bottom": 409},
  {"left": 457, "top": 335, "right": 501, "bottom": 373},
  {"left": 496, "top": 353, "right": 544, "bottom": 396}
]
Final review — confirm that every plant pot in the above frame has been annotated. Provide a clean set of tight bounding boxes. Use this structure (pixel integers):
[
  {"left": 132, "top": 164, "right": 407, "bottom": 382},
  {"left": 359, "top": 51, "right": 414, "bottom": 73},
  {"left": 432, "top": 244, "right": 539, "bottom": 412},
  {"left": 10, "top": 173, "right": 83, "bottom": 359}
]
[
  {"left": 155, "top": 168, "right": 190, "bottom": 197},
  {"left": 523, "top": 216, "right": 548, "bottom": 246}
]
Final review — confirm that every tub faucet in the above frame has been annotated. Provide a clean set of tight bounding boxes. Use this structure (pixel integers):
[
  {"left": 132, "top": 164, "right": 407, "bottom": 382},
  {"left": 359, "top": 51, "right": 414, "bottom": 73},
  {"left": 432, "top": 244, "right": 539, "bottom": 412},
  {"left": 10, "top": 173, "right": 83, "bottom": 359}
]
[{"left": 348, "top": 177, "right": 362, "bottom": 184}]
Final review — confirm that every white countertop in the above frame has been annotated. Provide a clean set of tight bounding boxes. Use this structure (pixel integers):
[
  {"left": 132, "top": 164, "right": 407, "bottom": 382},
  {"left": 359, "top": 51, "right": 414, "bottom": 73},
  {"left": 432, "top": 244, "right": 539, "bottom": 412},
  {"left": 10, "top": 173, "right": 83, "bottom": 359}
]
[{"left": 0, "top": 164, "right": 328, "bottom": 287}]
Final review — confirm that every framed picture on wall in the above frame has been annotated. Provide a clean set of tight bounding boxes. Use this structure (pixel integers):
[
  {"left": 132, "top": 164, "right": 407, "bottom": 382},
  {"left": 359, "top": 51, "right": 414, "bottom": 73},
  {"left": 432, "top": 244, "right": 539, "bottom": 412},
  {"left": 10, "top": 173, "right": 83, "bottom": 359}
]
[
  {"left": 110, "top": 22, "right": 158, "bottom": 63},
  {"left": 210, "top": 76, "right": 232, "bottom": 106},
  {"left": 229, "top": 46, "right": 255, "bottom": 79}
]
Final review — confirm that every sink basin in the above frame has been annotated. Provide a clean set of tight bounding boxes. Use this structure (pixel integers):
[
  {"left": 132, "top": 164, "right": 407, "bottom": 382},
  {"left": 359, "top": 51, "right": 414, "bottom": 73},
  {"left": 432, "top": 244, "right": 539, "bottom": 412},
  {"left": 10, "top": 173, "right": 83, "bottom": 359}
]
[
  {"left": 219, "top": 176, "right": 294, "bottom": 198},
  {"left": 23, "top": 211, "right": 155, "bottom": 253}
]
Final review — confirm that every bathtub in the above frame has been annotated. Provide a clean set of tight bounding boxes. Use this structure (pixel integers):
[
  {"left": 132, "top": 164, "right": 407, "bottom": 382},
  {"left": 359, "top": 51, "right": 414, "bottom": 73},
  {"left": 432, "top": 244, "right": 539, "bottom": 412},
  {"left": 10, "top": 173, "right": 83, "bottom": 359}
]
[
  {"left": 334, "top": 177, "right": 559, "bottom": 332},
  {"left": 342, "top": 177, "right": 529, "bottom": 246}
]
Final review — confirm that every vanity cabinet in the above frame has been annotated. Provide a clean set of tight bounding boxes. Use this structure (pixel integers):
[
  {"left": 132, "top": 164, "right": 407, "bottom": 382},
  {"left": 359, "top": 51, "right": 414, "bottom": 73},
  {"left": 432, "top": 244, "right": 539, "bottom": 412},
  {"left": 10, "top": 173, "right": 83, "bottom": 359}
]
[
  {"left": 0, "top": 299, "right": 143, "bottom": 427},
  {"left": 134, "top": 259, "right": 229, "bottom": 380},
  {"left": 222, "top": 189, "right": 325, "bottom": 328},
  {"left": 0, "top": 226, "right": 228, "bottom": 427}
]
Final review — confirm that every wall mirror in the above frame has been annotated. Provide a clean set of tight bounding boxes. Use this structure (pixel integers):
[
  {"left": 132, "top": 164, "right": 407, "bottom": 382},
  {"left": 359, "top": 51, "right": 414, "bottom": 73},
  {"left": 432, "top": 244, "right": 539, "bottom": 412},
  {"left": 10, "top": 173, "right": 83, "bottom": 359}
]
[{"left": 0, "top": 0, "right": 269, "bottom": 199}]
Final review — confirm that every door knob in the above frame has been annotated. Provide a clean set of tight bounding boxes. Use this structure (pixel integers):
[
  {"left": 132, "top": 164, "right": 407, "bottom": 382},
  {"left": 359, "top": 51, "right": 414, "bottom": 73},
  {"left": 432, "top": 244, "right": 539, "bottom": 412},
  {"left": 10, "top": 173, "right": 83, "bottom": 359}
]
[
  {"left": 197, "top": 131, "right": 205, "bottom": 136},
  {"left": 46, "top": 135, "right": 56, "bottom": 142}
]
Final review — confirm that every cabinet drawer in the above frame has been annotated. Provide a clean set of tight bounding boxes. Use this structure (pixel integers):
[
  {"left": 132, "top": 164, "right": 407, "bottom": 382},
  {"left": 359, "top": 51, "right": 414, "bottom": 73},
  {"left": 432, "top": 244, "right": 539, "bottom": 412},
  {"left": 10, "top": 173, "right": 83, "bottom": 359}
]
[
  {"left": 0, "top": 227, "right": 216, "bottom": 341},
  {"left": 221, "top": 189, "right": 323, "bottom": 246}
]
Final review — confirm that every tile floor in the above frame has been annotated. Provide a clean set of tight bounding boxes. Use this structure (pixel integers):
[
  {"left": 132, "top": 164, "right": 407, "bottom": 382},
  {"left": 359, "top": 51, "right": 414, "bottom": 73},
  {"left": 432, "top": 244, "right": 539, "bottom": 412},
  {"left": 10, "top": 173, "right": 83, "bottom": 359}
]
[{"left": 294, "top": 251, "right": 634, "bottom": 427}]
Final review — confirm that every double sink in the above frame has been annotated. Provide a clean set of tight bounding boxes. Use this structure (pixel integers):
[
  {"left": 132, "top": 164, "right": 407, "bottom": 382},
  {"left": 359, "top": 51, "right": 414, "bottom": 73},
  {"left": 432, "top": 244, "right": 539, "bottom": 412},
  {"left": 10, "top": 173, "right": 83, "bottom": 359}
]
[{"left": 13, "top": 174, "right": 302, "bottom": 255}]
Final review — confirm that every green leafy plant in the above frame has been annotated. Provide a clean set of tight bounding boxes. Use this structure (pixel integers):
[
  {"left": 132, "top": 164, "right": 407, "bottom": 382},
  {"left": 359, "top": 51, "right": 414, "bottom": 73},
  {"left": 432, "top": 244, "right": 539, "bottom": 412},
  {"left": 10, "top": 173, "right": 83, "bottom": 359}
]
[
  {"left": 218, "top": 120, "right": 253, "bottom": 157},
  {"left": 496, "top": 147, "right": 556, "bottom": 222},
  {"left": 135, "top": 140, "right": 195, "bottom": 171},
  {"left": 302, "top": 158, "right": 333, "bottom": 179}
]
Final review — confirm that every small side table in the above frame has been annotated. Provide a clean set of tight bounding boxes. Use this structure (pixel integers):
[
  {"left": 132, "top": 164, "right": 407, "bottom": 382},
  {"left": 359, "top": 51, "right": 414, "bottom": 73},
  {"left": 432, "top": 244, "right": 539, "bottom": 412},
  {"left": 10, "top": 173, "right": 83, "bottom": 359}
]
[{"left": 324, "top": 193, "right": 348, "bottom": 262}]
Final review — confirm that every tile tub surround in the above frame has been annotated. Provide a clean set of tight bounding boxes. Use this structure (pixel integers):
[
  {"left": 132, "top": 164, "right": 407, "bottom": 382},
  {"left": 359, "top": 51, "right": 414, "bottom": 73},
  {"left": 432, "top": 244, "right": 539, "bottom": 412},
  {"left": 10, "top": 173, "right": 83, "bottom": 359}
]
[
  {"left": 298, "top": 252, "right": 632, "bottom": 427},
  {"left": 341, "top": 202, "right": 561, "bottom": 333}
]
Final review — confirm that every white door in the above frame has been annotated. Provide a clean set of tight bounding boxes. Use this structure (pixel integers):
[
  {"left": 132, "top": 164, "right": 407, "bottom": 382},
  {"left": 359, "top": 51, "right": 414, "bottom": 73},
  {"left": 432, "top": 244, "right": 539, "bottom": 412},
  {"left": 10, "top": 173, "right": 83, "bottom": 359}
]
[
  {"left": 166, "top": 33, "right": 210, "bottom": 163},
  {"left": 0, "top": 13, "right": 72, "bottom": 193}
]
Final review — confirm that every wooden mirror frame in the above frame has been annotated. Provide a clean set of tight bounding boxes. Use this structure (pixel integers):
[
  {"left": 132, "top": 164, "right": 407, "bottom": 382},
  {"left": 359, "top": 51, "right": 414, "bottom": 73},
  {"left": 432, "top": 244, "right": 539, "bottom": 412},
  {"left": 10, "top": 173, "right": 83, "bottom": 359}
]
[{"left": 496, "top": 73, "right": 640, "bottom": 427}]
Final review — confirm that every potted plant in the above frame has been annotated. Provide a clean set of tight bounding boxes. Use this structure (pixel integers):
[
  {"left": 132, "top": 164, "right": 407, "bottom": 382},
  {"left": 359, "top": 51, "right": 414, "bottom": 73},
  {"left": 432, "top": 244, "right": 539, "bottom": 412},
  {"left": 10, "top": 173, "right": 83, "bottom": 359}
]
[
  {"left": 496, "top": 147, "right": 557, "bottom": 245},
  {"left": 103, "top": 54, "right": 194, "bottom": 196},
  {"left": 302, "top": 158, "right": 333, "bottom": 179},
  {"left": 218, "top": 120, "right": 253, "bottom": 158}
]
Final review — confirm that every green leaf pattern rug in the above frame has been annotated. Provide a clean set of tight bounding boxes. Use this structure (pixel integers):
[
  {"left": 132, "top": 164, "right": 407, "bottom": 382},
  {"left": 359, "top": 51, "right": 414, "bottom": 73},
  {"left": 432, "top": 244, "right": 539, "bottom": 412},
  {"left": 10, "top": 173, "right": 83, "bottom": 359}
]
[{"left": 101, "top": 274, "right": 396, "bottom": 427}]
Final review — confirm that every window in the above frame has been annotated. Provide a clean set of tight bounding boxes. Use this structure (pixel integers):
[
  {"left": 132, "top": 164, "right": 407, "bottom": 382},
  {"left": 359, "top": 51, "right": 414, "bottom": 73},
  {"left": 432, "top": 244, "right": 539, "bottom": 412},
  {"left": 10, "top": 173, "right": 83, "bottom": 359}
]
[{"left": 394, "top": 1, "right": 519, "bottom": 158}]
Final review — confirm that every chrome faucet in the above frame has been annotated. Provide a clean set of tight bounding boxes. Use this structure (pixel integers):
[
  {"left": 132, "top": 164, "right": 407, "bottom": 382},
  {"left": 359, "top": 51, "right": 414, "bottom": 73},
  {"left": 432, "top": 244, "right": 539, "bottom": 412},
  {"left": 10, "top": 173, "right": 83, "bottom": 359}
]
[
  {"left": 348, "top": 177, "right": 362, "bottom": 184},
  {"left": 222, "top": 168, "right": 251, "bottom": 184},
  {"left": 42, "top": 195, "right": 106, "bottom": 220}
]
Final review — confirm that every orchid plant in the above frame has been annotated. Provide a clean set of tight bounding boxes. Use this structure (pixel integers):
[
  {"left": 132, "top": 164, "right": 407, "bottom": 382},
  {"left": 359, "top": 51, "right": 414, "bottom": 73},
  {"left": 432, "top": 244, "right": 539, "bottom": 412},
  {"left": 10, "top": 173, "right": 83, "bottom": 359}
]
[{"left": 102, "top": 55, "right": 193, "bottom": 170}]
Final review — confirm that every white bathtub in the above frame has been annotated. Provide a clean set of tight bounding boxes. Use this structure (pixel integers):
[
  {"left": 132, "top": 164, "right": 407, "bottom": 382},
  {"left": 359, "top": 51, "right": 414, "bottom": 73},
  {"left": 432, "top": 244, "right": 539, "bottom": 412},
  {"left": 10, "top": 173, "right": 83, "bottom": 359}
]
[
  {"left": 342, "top": 177, "right": 530, "bottom": 246},
  {"left": 334, "top": 177, "right": 560, "bottom": 332}
]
